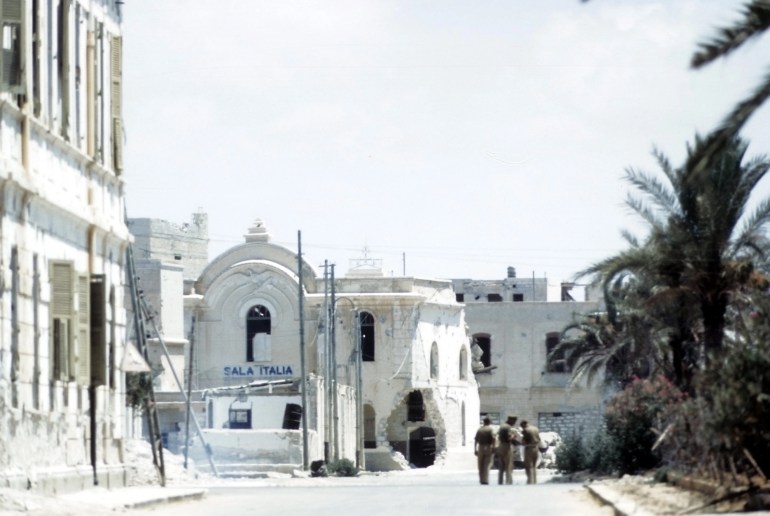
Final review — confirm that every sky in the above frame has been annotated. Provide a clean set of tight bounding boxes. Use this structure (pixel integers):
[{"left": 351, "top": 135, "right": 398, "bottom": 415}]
[{"left": 122, "top": 1, "right": 770, "bottom": 283}]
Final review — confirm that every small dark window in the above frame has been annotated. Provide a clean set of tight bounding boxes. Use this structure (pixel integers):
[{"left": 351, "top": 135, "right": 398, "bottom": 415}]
[
  {"left": 360, "top": 311, "right": 375, "bottom": 361},
  {"left": 229, "top": 409, "right": 252, "bottom": 429},
  {"left": 487, "top": 293, "right": 502, "bottom": 302},
  {"left": 282, "top": 403, "right": 302, "bottom": 429},
  {"left": 174, "top": 254, "right": 182, "bottom": 260},
  {"left": 455, "top": 293, "right": 464, "bottom": 302},
  {"left": 513, "top": 293, "right": 524, "bottom": 302}
]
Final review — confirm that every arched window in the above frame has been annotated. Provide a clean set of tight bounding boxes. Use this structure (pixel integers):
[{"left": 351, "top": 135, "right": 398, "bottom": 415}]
[
  {"left": 246, "top": 305, "right": 271, "bottom": 362},
  {"left": 360, "top": 311, "right": 375, "bottom": 362},
  {"left": 430, "top": 342, "right": 439, "bottom": 380},
  {"left": 459, "top": 346, "right": 468, "bottom": 380}
]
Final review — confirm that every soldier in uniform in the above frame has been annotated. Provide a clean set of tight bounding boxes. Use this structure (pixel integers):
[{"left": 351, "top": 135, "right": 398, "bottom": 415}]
[
  {"left": 496, "top": 415, "right": 517, "bottom": 484},
  {"left": 520, "top": 420, "right": 542, "bottom": 484},
  {"left": 474, "top": 417, "right": 496, "bottom": 485}
]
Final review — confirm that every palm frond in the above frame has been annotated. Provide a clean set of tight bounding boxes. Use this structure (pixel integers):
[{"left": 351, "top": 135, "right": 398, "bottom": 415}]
[
  {"left": 625, "top": 167, "right": 680, "bottom": 218},
  {"left": 687, "top": 71, "right": 770, "bottom": 175},
  {"left": 691, "top": 1, "right": 770, "bottom": 68}
]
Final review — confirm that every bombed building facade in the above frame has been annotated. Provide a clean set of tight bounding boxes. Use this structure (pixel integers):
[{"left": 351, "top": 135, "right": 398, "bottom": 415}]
[
  {"left": 129, "top": 217, "right": 480, "bottom": 472},
  {"left": 453, "top": 268, "right": 605, "bottom": 438}
]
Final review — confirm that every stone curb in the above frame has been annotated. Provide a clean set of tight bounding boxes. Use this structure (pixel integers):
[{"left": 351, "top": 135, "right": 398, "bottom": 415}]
[
  {"left": 585, "top": 483, "right": 656, "bottom": 516},
  {"left": 60, "top": 486, "right": 208, "bottom": 510},
  {"left": 126, "top": 487, "right": 208, "bottom": 509}
]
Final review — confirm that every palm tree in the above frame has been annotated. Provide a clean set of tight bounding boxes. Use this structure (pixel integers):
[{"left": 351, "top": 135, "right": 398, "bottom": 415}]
[
  {"left": 556, "top": 266, "right": 674, "bottom": 389},
  {"left": 561, "top": 134, "right": 770, "bottom": 391},
  {"left": 561, "top": 228, "right": 701, "bottom": 391},
  {"left": 688, "top": 1, "right": 770, "bottom": 174}
]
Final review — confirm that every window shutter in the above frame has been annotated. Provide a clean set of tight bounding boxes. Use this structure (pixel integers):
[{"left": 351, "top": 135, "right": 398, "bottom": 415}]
[
  {"left": 58, "top": 0, "right": 70, "bottom": 139},
  {"left": 90, "top": 276, "right": 106, "bottom": 386},
  {"left": 110, "top": 35, "right": 122, "bottom": 174},
  {"left": 32, "top": 1, "right": 42, "bottom": 115},
  {"left": 51, "top": 262, "right": 73, "bottom": 317},
  {"left": 51, "top": 261, "right": 74, "bottom": 380},
  {"left": 112, "top": 116, "right": 122, "bottom": 171},
  {"left": 76, "top": 274, "right": 90, "bottom": 384},
  {"left": 0, "top": 0, "right": 24, "bottom": 94}
]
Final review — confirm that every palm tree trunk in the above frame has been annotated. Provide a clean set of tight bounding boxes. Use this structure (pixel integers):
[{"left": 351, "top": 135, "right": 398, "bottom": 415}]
[{"left": 701, "top": 294, "right": 727, "bottom": 363}]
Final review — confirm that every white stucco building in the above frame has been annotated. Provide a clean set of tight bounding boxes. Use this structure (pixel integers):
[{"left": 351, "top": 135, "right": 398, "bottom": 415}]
[
  {"left": 453, "top": 269, "right": 605, "bottom": 439},
  {"left": 0, "top": 0, "right": 130, "bottom": 492}
]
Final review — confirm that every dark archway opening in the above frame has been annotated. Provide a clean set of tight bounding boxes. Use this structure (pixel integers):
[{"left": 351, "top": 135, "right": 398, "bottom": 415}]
[{"left": 409, "top": 426, "right": 436, "bottom": 468}]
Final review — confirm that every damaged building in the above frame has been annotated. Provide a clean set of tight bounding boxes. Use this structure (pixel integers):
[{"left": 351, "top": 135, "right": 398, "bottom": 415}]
[
  {"left": 453, "top": 267, "right": 605, "bottom": 438},
  {"left": 128, "top": 217, "right": 480, "bottom": 473}
]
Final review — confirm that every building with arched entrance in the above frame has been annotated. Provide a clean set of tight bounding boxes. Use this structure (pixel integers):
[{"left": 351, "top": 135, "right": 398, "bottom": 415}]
[{"left": 131, "top": 217, "right": 480, "bottom": 473}]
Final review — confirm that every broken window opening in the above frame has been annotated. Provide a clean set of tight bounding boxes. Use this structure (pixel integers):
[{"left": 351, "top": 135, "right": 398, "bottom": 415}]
[
  {"left": 546, "top": 331, "right": 568, "bottom": 373},
  {"left": 474, "top": 335, "right": 491, "bottom": 368},
  {"left": 246, "top": 304, "right": 271, "bottom": 362}
]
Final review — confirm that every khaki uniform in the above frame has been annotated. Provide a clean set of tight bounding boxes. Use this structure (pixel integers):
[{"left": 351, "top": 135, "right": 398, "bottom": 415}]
[
  {"left": 521, "top": 423, "right": 541, "bottom": 484},
  {"left": 496, "top": 423, "right": 514, "bottom": 485},
  {"left": 474, "top": 424, "right": 496, "bottom": 485}
]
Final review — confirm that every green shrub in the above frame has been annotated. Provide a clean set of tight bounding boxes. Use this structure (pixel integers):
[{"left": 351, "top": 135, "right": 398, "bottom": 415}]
[
  {"left": 585, "top": 430, "right": 618, "bottom": 475},
  {"left": 125, "top": 372, "right": 153, "bottom": 409},
  {"left": 555, "top": 433, "right": 587, "bottom": 473},
  {"left": 327, "top": 458, "right": 358, "bottom": 477},
  {"left": 604, "top": 375, "right": 685, "bottom": 475},
  {"left": 662, "top": 333, "right": 770, "bottom": 480}
]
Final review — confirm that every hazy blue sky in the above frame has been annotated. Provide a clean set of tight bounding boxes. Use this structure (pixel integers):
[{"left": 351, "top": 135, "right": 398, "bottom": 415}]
[{"left": 123, "top": 1, "right": 770, "bottom": 282}]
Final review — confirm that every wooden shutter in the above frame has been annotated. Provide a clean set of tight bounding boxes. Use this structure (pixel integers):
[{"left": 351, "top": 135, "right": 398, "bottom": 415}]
[
  {"left": 51, "top": 262, "right": 73, "bottom": 317},
  {"left": 32, "top": 0, "right": 42, "bottom": 115},
  {"left": 0, "top": 0, "right": 24, "bottom": 94},
  {"left": 76, "top": 274, "right": 90, "bottom": 384},
  {"left": 90, "top": 275, "right": 106, "bottom": 386},
  {"left": 58, "top": 0, "right": 70, "bottom": 139},
  {"left": 51, "top": 261, "right": 74, "bottom": 380},
  {"left": 110, "top": 35, "right": 122, "bottom": 174}
]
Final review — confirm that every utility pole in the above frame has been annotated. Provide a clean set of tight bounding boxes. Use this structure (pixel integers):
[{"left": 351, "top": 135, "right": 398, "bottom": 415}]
[
  {"left": 321, "top": 260, "right": 332, "bottom": 463},
  {"left": 355, "top": 309, "right": 364, "bottom": 471},
  {"left": 330, "top": 264, "right": 338, "bottom": 462},
  {"left": 184, "top": 315, "right": 196, "bottom": 470},
  {"left": 298, "top": 231, "right": 309, "bottom": 470}
]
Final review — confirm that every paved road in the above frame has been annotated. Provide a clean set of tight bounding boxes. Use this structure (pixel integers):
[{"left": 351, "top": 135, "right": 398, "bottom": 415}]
[{"left": 132, "top": 469, "right": 612, "bottom": 516}]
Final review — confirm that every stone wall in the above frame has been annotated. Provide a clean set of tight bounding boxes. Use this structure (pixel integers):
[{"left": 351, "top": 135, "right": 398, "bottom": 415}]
[{"left": 538, "top": 409, "right": 603, "bottom": 440}]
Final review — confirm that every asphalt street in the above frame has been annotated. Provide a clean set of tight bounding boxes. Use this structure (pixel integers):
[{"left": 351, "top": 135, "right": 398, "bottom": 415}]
[{"left": 130, "top": 469, "right": 612, "bottom": 516}]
